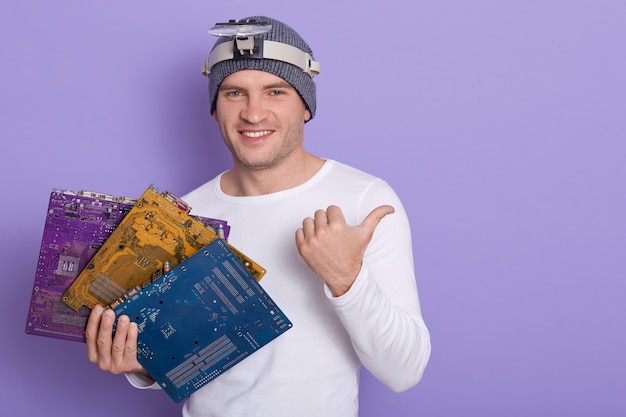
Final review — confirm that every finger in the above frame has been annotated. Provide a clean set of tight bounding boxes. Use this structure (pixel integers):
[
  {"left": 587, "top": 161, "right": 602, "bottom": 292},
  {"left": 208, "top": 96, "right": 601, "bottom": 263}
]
[
  {"left": 85, "top": 304, "right": 104, "bottom": 363},
  {"left": 325, "top": 205, "right": 346, "bottom": 225},
  {"left": 313, "top": 209, "right": 328, "bottom": 225},
  {"left": 95, "top": 308, "right": 116, "bottom": 367},
  {"left": 124, "top": 321, "right": 141, "bottom": 371},
  {"left": 302, "top": 216, "right": 314, "bottom": 230},
  {"left": 111, "top": 314, "right": 131, "bottom": 368},
  {"left": 296, "top": 217, "right": 315, "bottom": 255},
  {"left": 300, "top": 216, "right": 315, "bottom": 236},
  {"left": 360, "top": 205, "right": 395, "bottom": 234},
  {"left": 126, "top": 320, "right": 139, "bottom": 356},
  {"left": 295, "top": 227, "right": 305, "bottom": 246}
]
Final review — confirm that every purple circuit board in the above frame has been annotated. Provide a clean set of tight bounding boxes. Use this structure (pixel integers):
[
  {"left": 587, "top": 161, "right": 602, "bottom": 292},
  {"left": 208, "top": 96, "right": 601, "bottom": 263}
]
[{"left": 25, "top": 188, "right": 230, "bottom": 343}]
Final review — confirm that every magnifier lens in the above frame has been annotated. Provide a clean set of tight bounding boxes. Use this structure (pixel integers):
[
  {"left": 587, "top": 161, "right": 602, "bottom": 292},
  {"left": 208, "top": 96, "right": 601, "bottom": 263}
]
[{"left": 208, "top": 23, "right": 272, "bottom": 37}]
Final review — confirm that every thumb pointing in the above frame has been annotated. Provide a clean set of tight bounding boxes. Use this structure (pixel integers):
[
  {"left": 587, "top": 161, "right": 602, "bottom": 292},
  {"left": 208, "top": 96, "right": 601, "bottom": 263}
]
[{"left": 360, "top": 205, "right": 395, "bottom": 235}]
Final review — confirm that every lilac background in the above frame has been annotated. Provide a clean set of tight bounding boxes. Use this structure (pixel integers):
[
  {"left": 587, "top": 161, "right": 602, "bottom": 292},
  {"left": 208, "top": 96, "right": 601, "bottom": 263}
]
[{"left": 1, "top": 1, "right": 625, "bottom": 416}]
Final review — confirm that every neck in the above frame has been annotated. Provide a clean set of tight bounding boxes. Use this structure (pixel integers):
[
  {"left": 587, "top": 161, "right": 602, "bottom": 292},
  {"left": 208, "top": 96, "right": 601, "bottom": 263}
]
[{"left": 220, "top": 152, "right": 325, "bottom": 196}]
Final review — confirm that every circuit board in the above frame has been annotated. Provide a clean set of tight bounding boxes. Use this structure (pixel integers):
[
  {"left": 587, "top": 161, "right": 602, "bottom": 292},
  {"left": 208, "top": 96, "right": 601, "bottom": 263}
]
[
  {"left": 113, "top": 239, "right": 292, "bottom": 403},
  {"left": 25, "top": 190, "right": 136, "bottom": 342},
  {"left": 25, "top": 188, "right": 231, "bottom": 343},
  {"left": 62, "top": 185, "right": 265, "bottom": 311}
]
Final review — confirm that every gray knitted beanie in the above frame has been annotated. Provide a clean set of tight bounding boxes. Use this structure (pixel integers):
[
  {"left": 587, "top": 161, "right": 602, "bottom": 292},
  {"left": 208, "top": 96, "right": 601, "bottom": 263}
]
[{"left": 206, "top": 16, "right": 317, "bottom": 119}]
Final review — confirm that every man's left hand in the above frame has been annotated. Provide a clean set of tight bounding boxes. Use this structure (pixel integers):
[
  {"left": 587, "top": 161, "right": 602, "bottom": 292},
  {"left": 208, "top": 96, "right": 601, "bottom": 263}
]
[{"left": 295, "top": 205, "right": 394, "bottom": 296}]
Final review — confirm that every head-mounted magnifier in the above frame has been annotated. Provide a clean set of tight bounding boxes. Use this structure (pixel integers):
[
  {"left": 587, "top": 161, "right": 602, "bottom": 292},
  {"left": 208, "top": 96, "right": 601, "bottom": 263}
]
[{"left": 202, "top": 19, "right": 320, "bottom": 78}]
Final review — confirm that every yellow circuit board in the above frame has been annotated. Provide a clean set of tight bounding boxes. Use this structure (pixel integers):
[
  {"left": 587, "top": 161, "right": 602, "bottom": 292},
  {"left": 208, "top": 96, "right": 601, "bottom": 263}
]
[{"left": 61, "top": 185, "right": 266, "bottom": 311}]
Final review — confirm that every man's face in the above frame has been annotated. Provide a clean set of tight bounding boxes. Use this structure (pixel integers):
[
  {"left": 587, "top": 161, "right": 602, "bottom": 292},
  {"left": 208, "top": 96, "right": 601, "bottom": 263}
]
[{"left": 213, "top": 69, "right": 311, "bottom": 171}]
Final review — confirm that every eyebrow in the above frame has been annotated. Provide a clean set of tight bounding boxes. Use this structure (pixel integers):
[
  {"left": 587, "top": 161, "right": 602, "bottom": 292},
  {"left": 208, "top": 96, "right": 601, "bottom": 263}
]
[{"left": 219, "top": 80, "right": 294, "bottom": 92}]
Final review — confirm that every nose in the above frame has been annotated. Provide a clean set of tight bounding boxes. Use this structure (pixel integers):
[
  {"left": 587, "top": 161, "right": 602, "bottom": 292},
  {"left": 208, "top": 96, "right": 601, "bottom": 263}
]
[{"left": 240, "top": 94, "right": 268, "bottom": 124}]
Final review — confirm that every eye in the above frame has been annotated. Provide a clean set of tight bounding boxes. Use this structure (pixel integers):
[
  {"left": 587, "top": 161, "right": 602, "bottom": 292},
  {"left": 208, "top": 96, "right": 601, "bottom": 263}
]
[
  {"left": 269, "top": 90, "right": 285, "bottom": 96},
  {"left": 227, "top": 90, "right": 242, "bottom": 97}
]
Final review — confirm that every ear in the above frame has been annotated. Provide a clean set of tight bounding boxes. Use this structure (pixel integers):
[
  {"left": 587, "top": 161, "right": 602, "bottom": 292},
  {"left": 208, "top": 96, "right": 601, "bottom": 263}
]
[
  {"left": 212, "top": 110, "right": 219, "bottom": 122},
  {"left": 304, "top": 109, "right": 311, "bottom": 122}
]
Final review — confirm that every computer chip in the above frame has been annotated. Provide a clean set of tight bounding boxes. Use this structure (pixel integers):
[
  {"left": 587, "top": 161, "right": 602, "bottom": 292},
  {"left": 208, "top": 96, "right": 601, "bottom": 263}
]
[
  {"left": 113, "top": 239, "right": 292, "bottom": 403},
  {"left": 25, "top": 188, "right": 231, "bottom": 343},
  {"left": 61, "top": 185, "right": 265, "bottom": 311}
]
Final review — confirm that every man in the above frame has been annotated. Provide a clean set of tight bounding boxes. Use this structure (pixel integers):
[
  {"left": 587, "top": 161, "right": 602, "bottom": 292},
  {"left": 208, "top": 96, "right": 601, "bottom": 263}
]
[{"left": 86, "top": 16, "right": 430, "bottom": 417}]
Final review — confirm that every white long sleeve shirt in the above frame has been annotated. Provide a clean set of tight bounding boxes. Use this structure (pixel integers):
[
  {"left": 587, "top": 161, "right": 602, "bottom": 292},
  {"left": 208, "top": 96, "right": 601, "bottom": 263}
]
[{"left": 127, "top": 160, "right": 430, "bottom": 416}]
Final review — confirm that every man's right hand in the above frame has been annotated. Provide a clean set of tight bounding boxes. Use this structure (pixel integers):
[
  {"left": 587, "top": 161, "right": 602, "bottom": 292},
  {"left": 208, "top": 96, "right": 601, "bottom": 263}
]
[{"left": 85, "top": 304, "right": 149, "bottom": 377}]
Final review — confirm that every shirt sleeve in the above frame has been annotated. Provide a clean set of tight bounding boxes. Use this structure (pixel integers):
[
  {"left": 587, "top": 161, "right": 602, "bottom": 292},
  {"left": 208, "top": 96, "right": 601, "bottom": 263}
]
[
  {"left": 125, "top": 372, "right": 161, "bottom": 390},
  {"left": 326, "top": 180, "right": 431, "bottom": 392}
]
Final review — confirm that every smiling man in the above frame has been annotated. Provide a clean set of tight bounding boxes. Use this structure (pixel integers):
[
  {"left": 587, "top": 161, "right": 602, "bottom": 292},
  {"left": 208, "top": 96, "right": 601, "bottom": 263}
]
[
  {"left": 214, "top": 70, "right": 320, "bottom": 194},
  {"left": 86, "top": 15, "right": 430, "bottom": 417}
]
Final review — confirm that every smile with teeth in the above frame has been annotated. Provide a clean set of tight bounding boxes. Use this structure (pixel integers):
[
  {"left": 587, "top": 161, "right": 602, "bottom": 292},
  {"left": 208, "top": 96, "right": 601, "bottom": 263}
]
[{"left": 241, "top": 130, "right": 273, "bottom": 138}]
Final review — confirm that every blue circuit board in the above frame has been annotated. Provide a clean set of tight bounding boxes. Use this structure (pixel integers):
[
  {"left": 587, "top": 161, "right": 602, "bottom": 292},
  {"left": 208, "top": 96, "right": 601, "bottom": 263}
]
[{"left": 113, "top": 239, "right": 292, "bottom": 403}]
